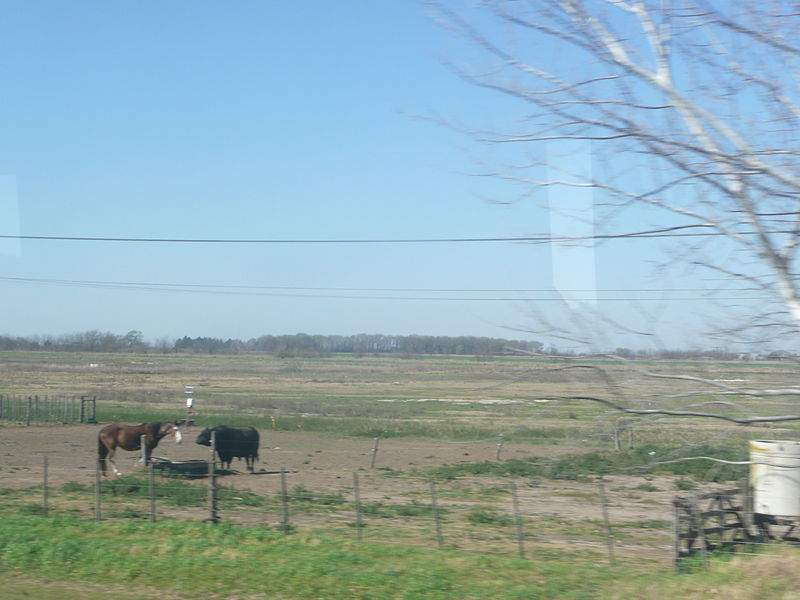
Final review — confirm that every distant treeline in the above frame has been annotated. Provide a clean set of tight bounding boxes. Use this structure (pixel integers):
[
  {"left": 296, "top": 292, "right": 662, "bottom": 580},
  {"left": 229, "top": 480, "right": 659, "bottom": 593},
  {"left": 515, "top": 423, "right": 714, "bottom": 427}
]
[
  {"left": 0, "top": 330, "right": 789, "bottom": 360},
  {"left": 0, "top": 330, "right": 543, "bottom": 357}
]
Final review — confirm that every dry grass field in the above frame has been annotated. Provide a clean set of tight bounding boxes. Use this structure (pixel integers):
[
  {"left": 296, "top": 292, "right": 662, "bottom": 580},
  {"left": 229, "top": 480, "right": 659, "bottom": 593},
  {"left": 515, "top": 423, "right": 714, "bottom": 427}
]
[{"left": 2, "top": 350, "right": 799, "bottom": 563}]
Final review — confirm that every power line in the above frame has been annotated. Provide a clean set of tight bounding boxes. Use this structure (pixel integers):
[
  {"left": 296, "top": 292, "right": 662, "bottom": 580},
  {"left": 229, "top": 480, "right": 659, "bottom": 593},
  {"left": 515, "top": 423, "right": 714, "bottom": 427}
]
[
  {"left": 0, "top": 276, "right": 756, "bottom": 293},
  {"left": 0, "top": 224, "right": 791, "bottom": 244},
  {"left": 0, "top": 234, "right": 538, "bottom": 243},
  {"left": 0, "top": 276, "right": 766, "bottom": 301}
]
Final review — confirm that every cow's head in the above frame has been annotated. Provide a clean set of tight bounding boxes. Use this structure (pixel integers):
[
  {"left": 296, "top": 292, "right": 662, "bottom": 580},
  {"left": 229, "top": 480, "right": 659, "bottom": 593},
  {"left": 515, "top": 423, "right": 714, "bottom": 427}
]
[{"left": 195, "top": 427, "right": 213, "bottom": 447}]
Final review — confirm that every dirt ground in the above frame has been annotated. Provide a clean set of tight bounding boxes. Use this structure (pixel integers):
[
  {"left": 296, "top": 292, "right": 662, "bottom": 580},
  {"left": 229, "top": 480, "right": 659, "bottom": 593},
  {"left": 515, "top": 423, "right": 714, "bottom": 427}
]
[
  {"left": 0, "top": 423, "right": 683, "bottom": 552},
  {"left": 0, "top": 422, "right": 564, "bottom": 488}
]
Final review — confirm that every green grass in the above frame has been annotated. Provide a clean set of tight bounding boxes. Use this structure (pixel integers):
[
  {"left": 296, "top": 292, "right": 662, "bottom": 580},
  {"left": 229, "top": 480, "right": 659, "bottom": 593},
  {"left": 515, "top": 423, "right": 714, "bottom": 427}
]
[
  {"left": 426, "top": 444, "right": 748, "bottom": 482},
  {"left": 0, "top": 513, "right": 641, "bottom": 599},
  {"left": 288, "top": 484, "right": 347, "bottom": 506},
  {"left": 358, "top": 499, "right": 447, "bottom": 519},
  {"left": 3, "top": 351, "right": 800, "bottom": 599},
  {"left": 92, "top": 401, "right": 580, "bottom": 442},
  {"left": 95, "top": 474, "right": 270, "bottom": 508},
  {"left": 3, "top": 513, "right": 799, "bottom": 600},
  {"left": 466, "top": 506, "right": 515, "bottom": 527}
]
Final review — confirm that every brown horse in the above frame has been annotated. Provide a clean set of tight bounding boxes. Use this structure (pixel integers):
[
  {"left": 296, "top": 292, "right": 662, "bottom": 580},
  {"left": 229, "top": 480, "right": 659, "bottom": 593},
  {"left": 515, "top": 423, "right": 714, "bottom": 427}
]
[{"left": 97, "top": 421, "right": 183, "bottom": 476}]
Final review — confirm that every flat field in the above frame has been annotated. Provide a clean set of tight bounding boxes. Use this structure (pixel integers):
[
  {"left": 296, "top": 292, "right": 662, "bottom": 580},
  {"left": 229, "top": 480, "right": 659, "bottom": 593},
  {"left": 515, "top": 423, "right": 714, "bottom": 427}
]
[{"left": 1, "top": 351, "right": 799, "bottom": 563}]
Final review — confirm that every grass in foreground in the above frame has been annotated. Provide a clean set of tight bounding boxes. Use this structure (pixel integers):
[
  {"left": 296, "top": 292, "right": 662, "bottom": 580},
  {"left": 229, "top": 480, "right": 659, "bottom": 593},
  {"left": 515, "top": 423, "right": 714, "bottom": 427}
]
[
  {"left": 2, "top": 514, "right": 799, "bottom": 600},
  {"left": 0, "top": 513, "right": 636, "bottom": 600}
]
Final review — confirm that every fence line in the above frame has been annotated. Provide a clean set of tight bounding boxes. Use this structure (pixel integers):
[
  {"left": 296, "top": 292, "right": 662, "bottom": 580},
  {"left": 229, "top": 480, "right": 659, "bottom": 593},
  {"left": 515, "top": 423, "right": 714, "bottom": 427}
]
[
  {"left": 0, "top": 394, "right": 96, "bottom": 425},
  {"left": 4, "top": 456, "right": 798, "bottom": 569},
  {"left": 0, "top": 458, "right": 683, "bottom": 567}
]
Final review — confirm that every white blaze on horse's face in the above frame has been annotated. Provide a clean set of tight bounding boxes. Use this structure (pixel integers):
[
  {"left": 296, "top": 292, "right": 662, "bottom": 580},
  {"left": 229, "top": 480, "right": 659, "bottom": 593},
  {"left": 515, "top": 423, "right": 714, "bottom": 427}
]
[{"left": 174, "top": 426, "right": 183, "bottom": 445}]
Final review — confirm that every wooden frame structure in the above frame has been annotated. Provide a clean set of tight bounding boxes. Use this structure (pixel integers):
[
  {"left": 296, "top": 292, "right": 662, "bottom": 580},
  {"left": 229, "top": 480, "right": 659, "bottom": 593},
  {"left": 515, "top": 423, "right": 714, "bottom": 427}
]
[
  {"left": 673, "top": 478, "right": 800, "bottom": 568},
  {"left": 672, "top": 486, "right": 753, "bottom": 567}
]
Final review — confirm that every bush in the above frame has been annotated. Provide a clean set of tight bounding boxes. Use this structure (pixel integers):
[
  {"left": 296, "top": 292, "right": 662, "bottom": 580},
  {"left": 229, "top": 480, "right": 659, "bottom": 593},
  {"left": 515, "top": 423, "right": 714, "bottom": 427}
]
[
  {"left": 428, "top": 458, "right": 544, "bottom": 480},
  {"left": 466, "top": 506, "right": 514, "bottom": 527},
  {"left": 289, "top": 485, "right": 345, "bottom": 506},
  {"left": 426, "top": 444, "right": 747, "bottom": 482},
  {"left": 61, "top": 481, "right": 88, "bottom": 493}
]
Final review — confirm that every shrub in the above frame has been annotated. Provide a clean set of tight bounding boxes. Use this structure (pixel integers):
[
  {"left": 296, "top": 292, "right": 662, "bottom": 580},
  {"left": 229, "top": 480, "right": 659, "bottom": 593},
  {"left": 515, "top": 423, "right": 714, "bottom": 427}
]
[
  {"left": 426, "top": 444, "right": 746, "bottom": 482},
  {"left": 467, "top": 506, "right": 514, "bottom": 527}
]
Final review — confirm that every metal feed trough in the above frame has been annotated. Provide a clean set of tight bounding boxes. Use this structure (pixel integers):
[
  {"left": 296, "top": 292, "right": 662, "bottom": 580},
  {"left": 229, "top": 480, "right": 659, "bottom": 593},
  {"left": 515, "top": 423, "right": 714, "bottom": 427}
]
[{"left": 150, "top": 456, "right": 209, "bottom": 477}]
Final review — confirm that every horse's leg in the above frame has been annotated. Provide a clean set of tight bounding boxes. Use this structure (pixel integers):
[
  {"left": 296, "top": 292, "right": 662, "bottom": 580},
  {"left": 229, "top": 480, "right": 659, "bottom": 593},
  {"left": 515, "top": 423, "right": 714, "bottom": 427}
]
[
  {"left": 98, "top": 439, "right": 108, "bottom": 477},
  {"left": 98, "top": 436, "right": 118, "bottom": 477},
  {"left": 107, "top": 448, "right": 122, "bottom": 476}
]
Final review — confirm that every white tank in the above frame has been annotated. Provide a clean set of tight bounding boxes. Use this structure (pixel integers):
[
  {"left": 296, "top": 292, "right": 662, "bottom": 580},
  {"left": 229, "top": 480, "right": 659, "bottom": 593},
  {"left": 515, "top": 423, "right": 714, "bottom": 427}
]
[{"left": 750, "top": 440, "right": 800, "bottom": 517}]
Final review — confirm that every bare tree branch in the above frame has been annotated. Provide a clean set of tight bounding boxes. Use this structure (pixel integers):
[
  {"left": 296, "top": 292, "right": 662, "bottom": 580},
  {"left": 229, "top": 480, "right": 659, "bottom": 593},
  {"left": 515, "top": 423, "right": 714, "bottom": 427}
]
[
  {"left": 431, "top": 0, "right": 800, "bottom": 343},
  {"left": 563, "top": 395, "right": 800, "bottom": 424}
]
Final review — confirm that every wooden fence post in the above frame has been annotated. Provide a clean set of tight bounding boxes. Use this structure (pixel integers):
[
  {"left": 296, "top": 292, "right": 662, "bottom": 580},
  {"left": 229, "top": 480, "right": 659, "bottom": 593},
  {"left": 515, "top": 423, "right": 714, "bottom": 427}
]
[
  {"left": 353, "top": 472, "right": 364, "bottom": 541},
  {"left": 370, "top": 438, "right": 380, "bottom": 469},
  {"left": 742, "top": 475, "right": 754, "bottom": 537},
  {"left": 691, "top": 496, "right": 709, "bottom": 569},
  {"left": 26, "top": 396, "right": 32, "bottom": 426},
  {"left": 495, "top": 434, "right": 505, "bottom": 461},
  {"left": 207, "top": 431, "right": 219, "bottom": 523},
  {"left": 673, "top": 500, "right": 682, "bottom": 570},
  {"left": 598, "top": 480, "right": 616, "bottom": 566},
  {"left": 149, "top": 464, "right": 156, "bottom": 522},
  {"left": 280, "top": 467, "right": 290, "bottom": 534},
  {"left": 429, "top": 479, "right": 444, "bottom": 549},
  {"left": 510, "top": 480, "right": 525, "bottom": 558},
  {"left": 42, "top": 456, "right": 49, "bottom": 518},
  {"left": 140, "top": 434, "right": 148, "bottom": 467},
  {"left": 95, "top": 462, "right": 102, "bottom": 521}
]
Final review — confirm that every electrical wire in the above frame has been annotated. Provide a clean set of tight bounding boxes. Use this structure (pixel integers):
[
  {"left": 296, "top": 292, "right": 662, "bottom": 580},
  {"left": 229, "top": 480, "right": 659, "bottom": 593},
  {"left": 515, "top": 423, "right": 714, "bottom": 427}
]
[
  {"left": 0, "top": 276, "right": 766, "bottom": 301},
  {"left": 0, "top": 224, "right": 793, "bottom": 244}
]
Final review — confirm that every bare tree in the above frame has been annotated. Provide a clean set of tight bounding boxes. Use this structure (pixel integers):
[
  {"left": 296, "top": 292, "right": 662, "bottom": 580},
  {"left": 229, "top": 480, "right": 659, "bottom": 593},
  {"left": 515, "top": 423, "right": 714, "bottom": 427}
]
[
  {"left": 432, "top": 1, "right": 800, "bottom": 432},
  {"left": 432, "top": 0, "right": 800, "bottom": 346}
]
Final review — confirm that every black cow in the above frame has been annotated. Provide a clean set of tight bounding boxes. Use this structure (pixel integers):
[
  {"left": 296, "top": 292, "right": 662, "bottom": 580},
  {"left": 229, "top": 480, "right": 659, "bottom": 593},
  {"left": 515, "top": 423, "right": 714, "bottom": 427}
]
[{"left": 195, "top": 425, "right": 260, "bottom": 473}]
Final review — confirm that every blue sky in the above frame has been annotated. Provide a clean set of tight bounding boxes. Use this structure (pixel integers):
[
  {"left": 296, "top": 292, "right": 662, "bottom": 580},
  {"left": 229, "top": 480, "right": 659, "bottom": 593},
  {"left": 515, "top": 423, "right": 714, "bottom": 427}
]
[{"left": 0, "top": 1, "right": 716, "bottom": 349}]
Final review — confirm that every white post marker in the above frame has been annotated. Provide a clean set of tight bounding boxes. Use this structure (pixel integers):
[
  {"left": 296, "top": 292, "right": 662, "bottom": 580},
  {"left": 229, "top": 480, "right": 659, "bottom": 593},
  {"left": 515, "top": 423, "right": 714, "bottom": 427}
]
[{"left": 184, "top": 386, "right": 195, "bottom": 424}]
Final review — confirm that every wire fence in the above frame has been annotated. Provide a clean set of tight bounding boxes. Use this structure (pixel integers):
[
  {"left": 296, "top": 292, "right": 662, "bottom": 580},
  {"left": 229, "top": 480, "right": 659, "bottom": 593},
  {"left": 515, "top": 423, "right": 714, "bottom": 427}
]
[
  {"left": 0, "top": 394, "right": 97, "bottom": 425},
  {"left": 0, "top": 452, "right": 712, "bottom": 568},
  {"left": 1, "top": 423, "right": 797, "bottom": 570},
  {"left": 3, "top": 452, "right": 798, "bottom": 570}
]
